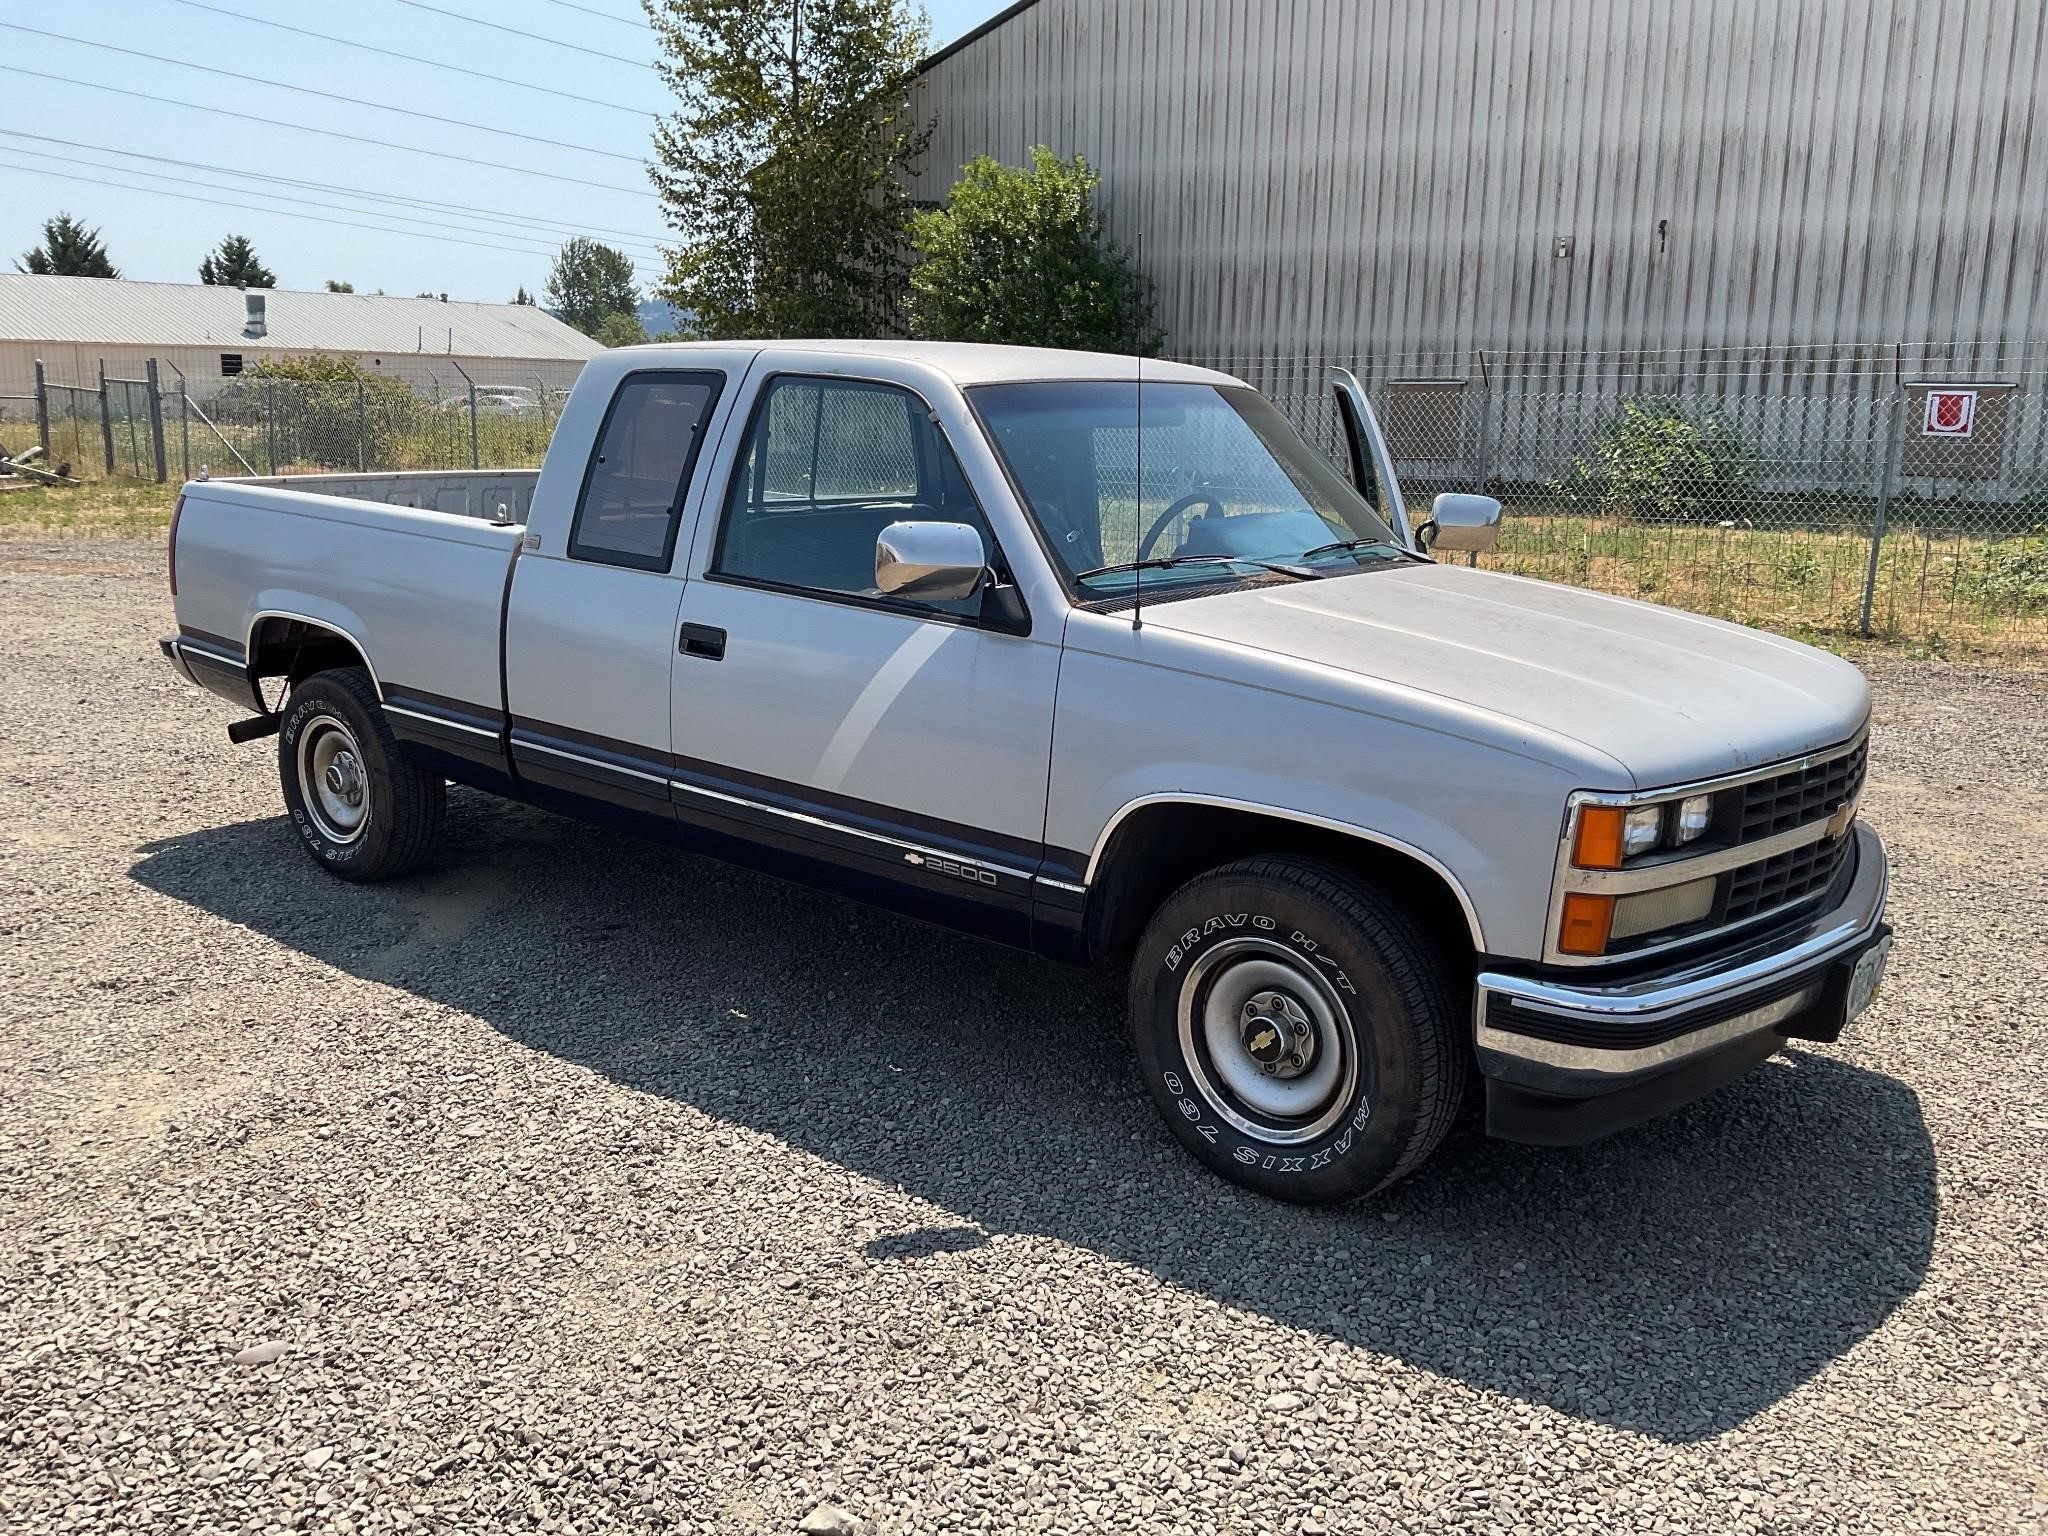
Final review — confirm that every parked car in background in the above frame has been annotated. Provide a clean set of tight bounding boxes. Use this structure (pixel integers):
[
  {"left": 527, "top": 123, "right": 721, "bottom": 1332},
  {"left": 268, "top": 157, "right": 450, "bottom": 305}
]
[{"left": 160, "top": 341, "right": 1891, "bottom": 1204}]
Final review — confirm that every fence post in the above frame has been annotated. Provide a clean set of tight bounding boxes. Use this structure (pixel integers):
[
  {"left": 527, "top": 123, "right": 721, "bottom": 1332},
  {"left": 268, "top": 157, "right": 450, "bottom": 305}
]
[
  {"left": 33, "top": 358, "right": 50, "bottom": 455},
  {"left": 265, "top": 378, "right": 279, "bottom": 474},
  {"left": 356, "top": 378, "right": 369, "bottom": 471},
  {"left": 97, "top": 358, "right": 115, "bottom": 475},
  {"left": 1473, "top": 348, "right": 1496, "bottom": 486},
  {"left": 144, "top": 359, "right": 169, "bottom": 484},
  {"left": 168, "top": 360, "right": 191, "bottom": 481},
  {"left": 1859, "top": 385, "right": 1906, "bottom": 637},
  {"left": 452, "top": 360, "right": 481, "bottom": 469}
]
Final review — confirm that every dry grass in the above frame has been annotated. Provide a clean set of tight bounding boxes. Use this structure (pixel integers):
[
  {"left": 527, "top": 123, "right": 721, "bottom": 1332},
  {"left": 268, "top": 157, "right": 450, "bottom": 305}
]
[
  {"left": 0, "top": 480, "right": 178, "bottom": 540},
  {"left": 1473, "top": 512, "right": 2048, "bottom": 664}
]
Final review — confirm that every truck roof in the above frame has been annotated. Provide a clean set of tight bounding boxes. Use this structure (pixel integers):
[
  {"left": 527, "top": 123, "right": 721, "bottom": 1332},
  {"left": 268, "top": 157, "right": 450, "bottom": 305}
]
[{"left": 613, "top": 338, "right": 1243, "bottom": 388}]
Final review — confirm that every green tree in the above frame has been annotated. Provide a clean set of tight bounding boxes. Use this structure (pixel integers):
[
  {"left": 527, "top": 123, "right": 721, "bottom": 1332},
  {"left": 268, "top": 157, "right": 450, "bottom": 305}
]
[
  {"left": 198, "top": 234, "right": 276, "bottom": 288},
  {"left": 646, "top": 0, "right": 930, "bottom": 338},
  {"left": 908, "top": 148, "right": 1162, "bottom": 353},
  {"left": 325, "top": 278, "right": 355, "bottom": 292},
  {"left": 595, "top": 310, "right": 650, "bottom": 347},
  {"left": 513, "top": 285, "right": 536, "bottom": 305},
  {"left": 545, "top": 238, "right": 639, "bottom": 337},
  {"left": 16, "top": 212, "right": 118, "bottom": 277}
]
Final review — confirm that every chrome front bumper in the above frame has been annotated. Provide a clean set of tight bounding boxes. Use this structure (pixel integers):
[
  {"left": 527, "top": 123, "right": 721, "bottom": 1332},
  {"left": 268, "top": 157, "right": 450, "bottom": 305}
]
[{"left": 1475, "top": 822, "right": 1890, "bottom": 1143}]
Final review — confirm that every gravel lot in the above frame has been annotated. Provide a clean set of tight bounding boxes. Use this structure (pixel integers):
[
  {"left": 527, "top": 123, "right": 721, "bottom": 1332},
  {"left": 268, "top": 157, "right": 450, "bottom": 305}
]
[{"left": 1, "top": 539, "right": 2043, "bottom": 1536}]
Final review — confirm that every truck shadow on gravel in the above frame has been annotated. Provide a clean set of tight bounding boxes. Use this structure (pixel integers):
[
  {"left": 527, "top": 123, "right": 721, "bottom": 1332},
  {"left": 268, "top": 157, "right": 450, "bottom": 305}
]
[{"left": 132, "top": 794, "right": 1937, "bottom": 1444}]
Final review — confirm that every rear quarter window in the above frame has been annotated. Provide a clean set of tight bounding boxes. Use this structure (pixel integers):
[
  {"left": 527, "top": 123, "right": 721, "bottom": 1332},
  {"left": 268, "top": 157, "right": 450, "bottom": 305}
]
[{"left": 568, "top": 371, "right": 724, "bottom": 571}]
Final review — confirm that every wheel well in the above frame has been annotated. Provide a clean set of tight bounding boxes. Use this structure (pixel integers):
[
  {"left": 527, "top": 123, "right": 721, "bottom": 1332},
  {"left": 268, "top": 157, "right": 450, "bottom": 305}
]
[
  {"left": 248, "top": 617, "right": 371, "bottom": 696},
  {"left": 1087, "top": 803, "right": 1479, "bottom": 972}
]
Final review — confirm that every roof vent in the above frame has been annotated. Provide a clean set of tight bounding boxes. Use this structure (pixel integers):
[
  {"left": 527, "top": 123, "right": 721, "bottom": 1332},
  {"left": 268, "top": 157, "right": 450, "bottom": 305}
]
[{"left": 244, "top": 291, "right": 267, "bottom": 338}]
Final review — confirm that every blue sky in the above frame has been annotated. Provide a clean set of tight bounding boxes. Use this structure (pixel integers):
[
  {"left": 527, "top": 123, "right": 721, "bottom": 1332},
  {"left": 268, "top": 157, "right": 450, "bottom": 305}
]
[{"left": 0, "top": 0, "right": 1010, "bottom": 303}]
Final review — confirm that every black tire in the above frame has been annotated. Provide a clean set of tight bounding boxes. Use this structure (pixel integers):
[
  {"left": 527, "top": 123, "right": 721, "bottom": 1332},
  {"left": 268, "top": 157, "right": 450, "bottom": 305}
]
[
  {"left": 1129, "top": 857, "right": 1466, "bottom": 1205},
  {"left": 277, "top": 666, "right": 445, "bottom": 882}
]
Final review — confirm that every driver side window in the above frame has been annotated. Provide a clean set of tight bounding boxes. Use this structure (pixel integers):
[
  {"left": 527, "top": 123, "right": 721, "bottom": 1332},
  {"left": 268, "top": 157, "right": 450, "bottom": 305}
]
[{"left": 713, "top": 375, "right": 993, "bottom": 617}]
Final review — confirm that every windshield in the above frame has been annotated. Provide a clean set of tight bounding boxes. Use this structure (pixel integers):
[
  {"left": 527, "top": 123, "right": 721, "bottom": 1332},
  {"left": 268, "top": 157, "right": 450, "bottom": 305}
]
[{"left": 971, "top": 380, "right": 1406, "bottom": 594}]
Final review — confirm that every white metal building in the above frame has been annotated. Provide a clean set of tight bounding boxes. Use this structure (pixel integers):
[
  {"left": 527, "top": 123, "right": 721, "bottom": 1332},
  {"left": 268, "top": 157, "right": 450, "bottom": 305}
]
[
  {"left": 910, "top": 0, "right": 2048, "bottom": 374},
  {"left": 0, "top": 275, "right": 603, "bottom": 407}
]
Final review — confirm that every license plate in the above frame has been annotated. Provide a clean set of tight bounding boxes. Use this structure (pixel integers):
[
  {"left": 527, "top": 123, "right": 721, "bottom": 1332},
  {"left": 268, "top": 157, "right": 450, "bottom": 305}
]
[{"left": 1844, "top": 934, "right": 1891, "bottom": 1024}]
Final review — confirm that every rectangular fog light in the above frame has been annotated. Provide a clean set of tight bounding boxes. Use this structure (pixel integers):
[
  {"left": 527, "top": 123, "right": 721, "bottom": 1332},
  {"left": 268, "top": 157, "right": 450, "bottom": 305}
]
[{"left": 1610, "top": 877, "right": 1716, "bottom": 941}]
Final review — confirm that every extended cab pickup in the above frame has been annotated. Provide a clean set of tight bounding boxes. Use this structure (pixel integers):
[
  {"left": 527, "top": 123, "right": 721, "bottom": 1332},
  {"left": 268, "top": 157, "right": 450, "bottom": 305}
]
[{"left": 163, "top": 342, "right": 1892, "bottom": 1204}]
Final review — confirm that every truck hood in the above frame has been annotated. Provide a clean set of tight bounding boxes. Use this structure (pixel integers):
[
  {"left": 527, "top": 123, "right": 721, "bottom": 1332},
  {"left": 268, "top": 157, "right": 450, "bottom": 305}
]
[{"left": 1143, "top": 561, "right": 1869, "bottom": 788}]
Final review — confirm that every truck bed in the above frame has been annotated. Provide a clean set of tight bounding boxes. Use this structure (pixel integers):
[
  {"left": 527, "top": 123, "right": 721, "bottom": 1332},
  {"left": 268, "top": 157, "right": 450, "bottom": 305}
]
[{"left": 170, "top": 473, "right": 526, "bottom": 721}]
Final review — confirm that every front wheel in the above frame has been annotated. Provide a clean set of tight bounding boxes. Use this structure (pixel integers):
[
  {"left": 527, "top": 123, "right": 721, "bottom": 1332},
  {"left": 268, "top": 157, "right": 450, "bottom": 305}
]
[
  {"left": 277, "top": 666, "right": 445, "bottom": 881},
  {"left": 1129, "top": 858, "right": 1466, "bottom": 1205}
]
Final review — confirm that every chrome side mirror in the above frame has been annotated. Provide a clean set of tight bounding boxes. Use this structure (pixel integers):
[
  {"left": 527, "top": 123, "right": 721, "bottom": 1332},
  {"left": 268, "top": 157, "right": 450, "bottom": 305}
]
[
  {"left": 1422, "top": 492, "right": 1503, "bottom": 554},
  {"left": 875, "top": 521, "right": 988, "bottom": 602}
]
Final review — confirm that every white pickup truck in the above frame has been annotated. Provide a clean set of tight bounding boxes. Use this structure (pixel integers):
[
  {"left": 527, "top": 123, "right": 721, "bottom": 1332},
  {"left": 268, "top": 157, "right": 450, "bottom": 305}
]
[{"left": 163, "top": 341, "right": 1891, "bottom": 1204}]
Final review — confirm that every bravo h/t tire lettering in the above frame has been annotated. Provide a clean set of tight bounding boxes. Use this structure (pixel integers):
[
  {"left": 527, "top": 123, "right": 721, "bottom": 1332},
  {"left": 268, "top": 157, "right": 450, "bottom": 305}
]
[{"left": 1129, "top": 857, "right": 1466, "bottom": 1204}]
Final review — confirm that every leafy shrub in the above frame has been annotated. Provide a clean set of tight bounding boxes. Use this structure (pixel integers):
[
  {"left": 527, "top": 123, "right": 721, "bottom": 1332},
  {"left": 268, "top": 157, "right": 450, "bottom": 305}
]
[
  {"left": 1550, "top": 400, "right": 1754, "bottom": 523},
  {"left": 1979, "top": 531, "right": 2048, "bottom": 613},
  {"left": 1775, "top": 544, "right": 1825, "bottom": 591},
  {"left": 221, "top": 354, "right": 425, "bottom": 471},
  {"left": 908, "top": 147, "right": 1162, "bottom": 354}
]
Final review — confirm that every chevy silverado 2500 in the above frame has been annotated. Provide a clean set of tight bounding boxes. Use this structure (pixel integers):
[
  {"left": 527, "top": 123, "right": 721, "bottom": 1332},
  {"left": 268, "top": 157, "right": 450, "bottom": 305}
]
[{"left": 162, "top": 342, "right": 1892, "bottom": 1204}]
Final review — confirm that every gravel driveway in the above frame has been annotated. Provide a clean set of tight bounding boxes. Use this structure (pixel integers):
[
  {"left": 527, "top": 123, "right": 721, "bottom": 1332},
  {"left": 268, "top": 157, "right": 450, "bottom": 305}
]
[{"left": 1, "top": 540, "right": 2042, "bottom": 1535}]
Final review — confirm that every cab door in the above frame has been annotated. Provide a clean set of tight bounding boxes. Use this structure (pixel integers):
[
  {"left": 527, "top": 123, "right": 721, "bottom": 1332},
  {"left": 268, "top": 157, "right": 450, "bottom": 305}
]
[
  {"left": 1331, "top": 368, "right": 1420, "bottom": 553},
  {"left": 502, "top": 367, "right": 730, "bottom": 836},
  {"left": 666, "top": 367, "right": 1061, "bottom": 946}
]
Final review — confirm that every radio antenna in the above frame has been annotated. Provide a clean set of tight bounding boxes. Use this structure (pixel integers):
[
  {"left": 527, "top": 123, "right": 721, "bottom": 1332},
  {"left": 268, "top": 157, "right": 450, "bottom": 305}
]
[
  {"left": 1132, "top": 354, "right": 1144, "bottom": 630},
  {"left": 1129, "top": 2, "right": 1146, "bottom": 633}
]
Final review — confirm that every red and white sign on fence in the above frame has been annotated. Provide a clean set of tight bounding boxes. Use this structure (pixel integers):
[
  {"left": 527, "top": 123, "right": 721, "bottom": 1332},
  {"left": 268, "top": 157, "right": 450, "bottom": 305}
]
[{"left": 1923, "top": 388, "right": 1977, "bottom": 438}]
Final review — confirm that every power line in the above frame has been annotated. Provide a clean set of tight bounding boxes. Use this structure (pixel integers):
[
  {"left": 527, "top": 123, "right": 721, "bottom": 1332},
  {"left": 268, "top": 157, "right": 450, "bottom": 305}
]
[
  {"left": 0, "top": 22, "right": 644, "bottom": 164},
  {"left": 387, "top": 0, "right": 652, "bottom": 68},
  {"left": 530, "top": 0, "right": 650, "bottom": 28},
  {"left": 2, "top": 144, "right": 669, "bottom": 266},
  {"left": 0, "top": 129, "right": 674, "bottom": 248},
  {"left": 157, "top": 0, "right": 656, "bottom": 117},
  {"left": 0, "top": 159, "right": 666, "bottom": 275},
  {"left": 0, "top": 66, "right": 658, "bottom": 199}
]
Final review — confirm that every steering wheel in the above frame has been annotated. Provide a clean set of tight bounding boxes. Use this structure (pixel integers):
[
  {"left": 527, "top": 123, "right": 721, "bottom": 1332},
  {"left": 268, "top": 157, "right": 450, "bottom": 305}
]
[{"left": 1137, "top": 491, "right": 1226, "bottom": 561}]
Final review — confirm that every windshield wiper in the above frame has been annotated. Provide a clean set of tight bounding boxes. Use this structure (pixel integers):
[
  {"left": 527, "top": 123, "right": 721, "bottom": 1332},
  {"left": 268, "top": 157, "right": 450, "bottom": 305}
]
[
  {"left": 1297, "top": 537, "right": 1409, "bottom": 562},
  {"left": 1075, "top": 553, "right": 1313, "bottom": 582}
]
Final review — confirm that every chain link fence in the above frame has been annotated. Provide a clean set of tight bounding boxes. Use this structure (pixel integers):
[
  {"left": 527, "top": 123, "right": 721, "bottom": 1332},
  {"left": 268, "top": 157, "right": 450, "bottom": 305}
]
[
  {"left": 1195, "top": 344, "right": 2048, "bottom": 658},
  {"left": 11, "top": 344, "right": 2048, "bottom": 655},
  {"left": 5, "top": 358, "right": 574, "bottom": 486}
]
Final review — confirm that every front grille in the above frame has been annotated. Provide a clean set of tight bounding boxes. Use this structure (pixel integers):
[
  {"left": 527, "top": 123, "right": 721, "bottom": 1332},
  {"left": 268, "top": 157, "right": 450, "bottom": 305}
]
[
  {"left": 1724, "top": 832, "right": 1855, "bottom": 924},
  {"left": 1739, "top": 739, "right": 1866, "bottom": 841}
]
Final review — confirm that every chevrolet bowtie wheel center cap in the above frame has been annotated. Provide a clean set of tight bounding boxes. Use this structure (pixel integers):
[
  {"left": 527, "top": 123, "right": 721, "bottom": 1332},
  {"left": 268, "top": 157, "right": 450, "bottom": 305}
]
[{"left": 1239, "top": 989, "right": 1316, "bottom": 1079}]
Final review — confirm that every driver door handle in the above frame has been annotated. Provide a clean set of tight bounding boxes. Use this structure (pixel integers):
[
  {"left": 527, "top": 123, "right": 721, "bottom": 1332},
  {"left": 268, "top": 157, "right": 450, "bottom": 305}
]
[{"left": 679, "top": 622, "right": 726, "bottom": 660}]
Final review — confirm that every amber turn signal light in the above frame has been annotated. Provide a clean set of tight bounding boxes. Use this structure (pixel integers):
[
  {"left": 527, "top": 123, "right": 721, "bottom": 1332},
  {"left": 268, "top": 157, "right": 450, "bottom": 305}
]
[
  {"left": 1558, "top": 892, "right": 1615, "bottom": 956},
  {"left": 1572, "top": 806, "right": 1627, "bottom": 870}
]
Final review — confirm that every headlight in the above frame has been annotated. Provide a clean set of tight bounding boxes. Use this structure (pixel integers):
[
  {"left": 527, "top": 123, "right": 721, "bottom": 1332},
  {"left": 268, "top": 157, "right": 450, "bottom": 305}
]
[
  {"left": 1674, "top": 793, "right": 1713, "bottom": 844},
  {"left": 1571, "top": 803, "right": 1670, "bottom": 868},
  {"left": 1622, "top": 805, "right": 1663, "bottom": 857}
]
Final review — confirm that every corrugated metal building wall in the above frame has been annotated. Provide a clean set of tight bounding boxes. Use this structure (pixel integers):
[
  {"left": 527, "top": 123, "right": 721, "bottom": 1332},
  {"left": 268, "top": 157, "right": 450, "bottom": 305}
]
[{"left": 910, "top": 0, "right": 2048, "bottom": 372}]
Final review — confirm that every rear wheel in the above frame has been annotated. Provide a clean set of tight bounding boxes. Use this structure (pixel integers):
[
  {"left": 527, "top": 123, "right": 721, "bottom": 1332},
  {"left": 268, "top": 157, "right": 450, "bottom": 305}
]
[
  {"left": 277, "top": 666, "right": 444, "bottom": 881},
  {"left": 1128, "top": 857, "right": 1466, "bottom": 1204}
]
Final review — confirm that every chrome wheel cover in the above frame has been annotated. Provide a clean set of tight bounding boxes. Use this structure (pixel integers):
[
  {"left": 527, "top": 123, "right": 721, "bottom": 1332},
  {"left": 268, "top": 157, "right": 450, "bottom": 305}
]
[
  {"left": 1175, "top": 936, "right": 1361, "bottom": 1144},
  {"left": 296, "top": 714, "right": 369, "bottom": 844}
]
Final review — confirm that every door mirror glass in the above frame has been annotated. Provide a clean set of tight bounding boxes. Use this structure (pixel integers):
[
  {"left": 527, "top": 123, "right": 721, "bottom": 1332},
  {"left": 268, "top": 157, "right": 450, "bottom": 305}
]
[
  {"left": 875, "top": 521, "right": 988, "bottom": 602},
  {"left": 1424, "top": 491, "right": 1502, "bottom": 553}
]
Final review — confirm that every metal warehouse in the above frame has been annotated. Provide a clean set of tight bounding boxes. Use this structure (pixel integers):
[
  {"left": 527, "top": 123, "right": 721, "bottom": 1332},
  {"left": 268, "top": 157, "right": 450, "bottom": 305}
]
[
  {"left": 910, "top": 0, "right": 2048, "bottom": 372},
  {"left": 0, "top": 275, "right": 602, "bottom": 414}
]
